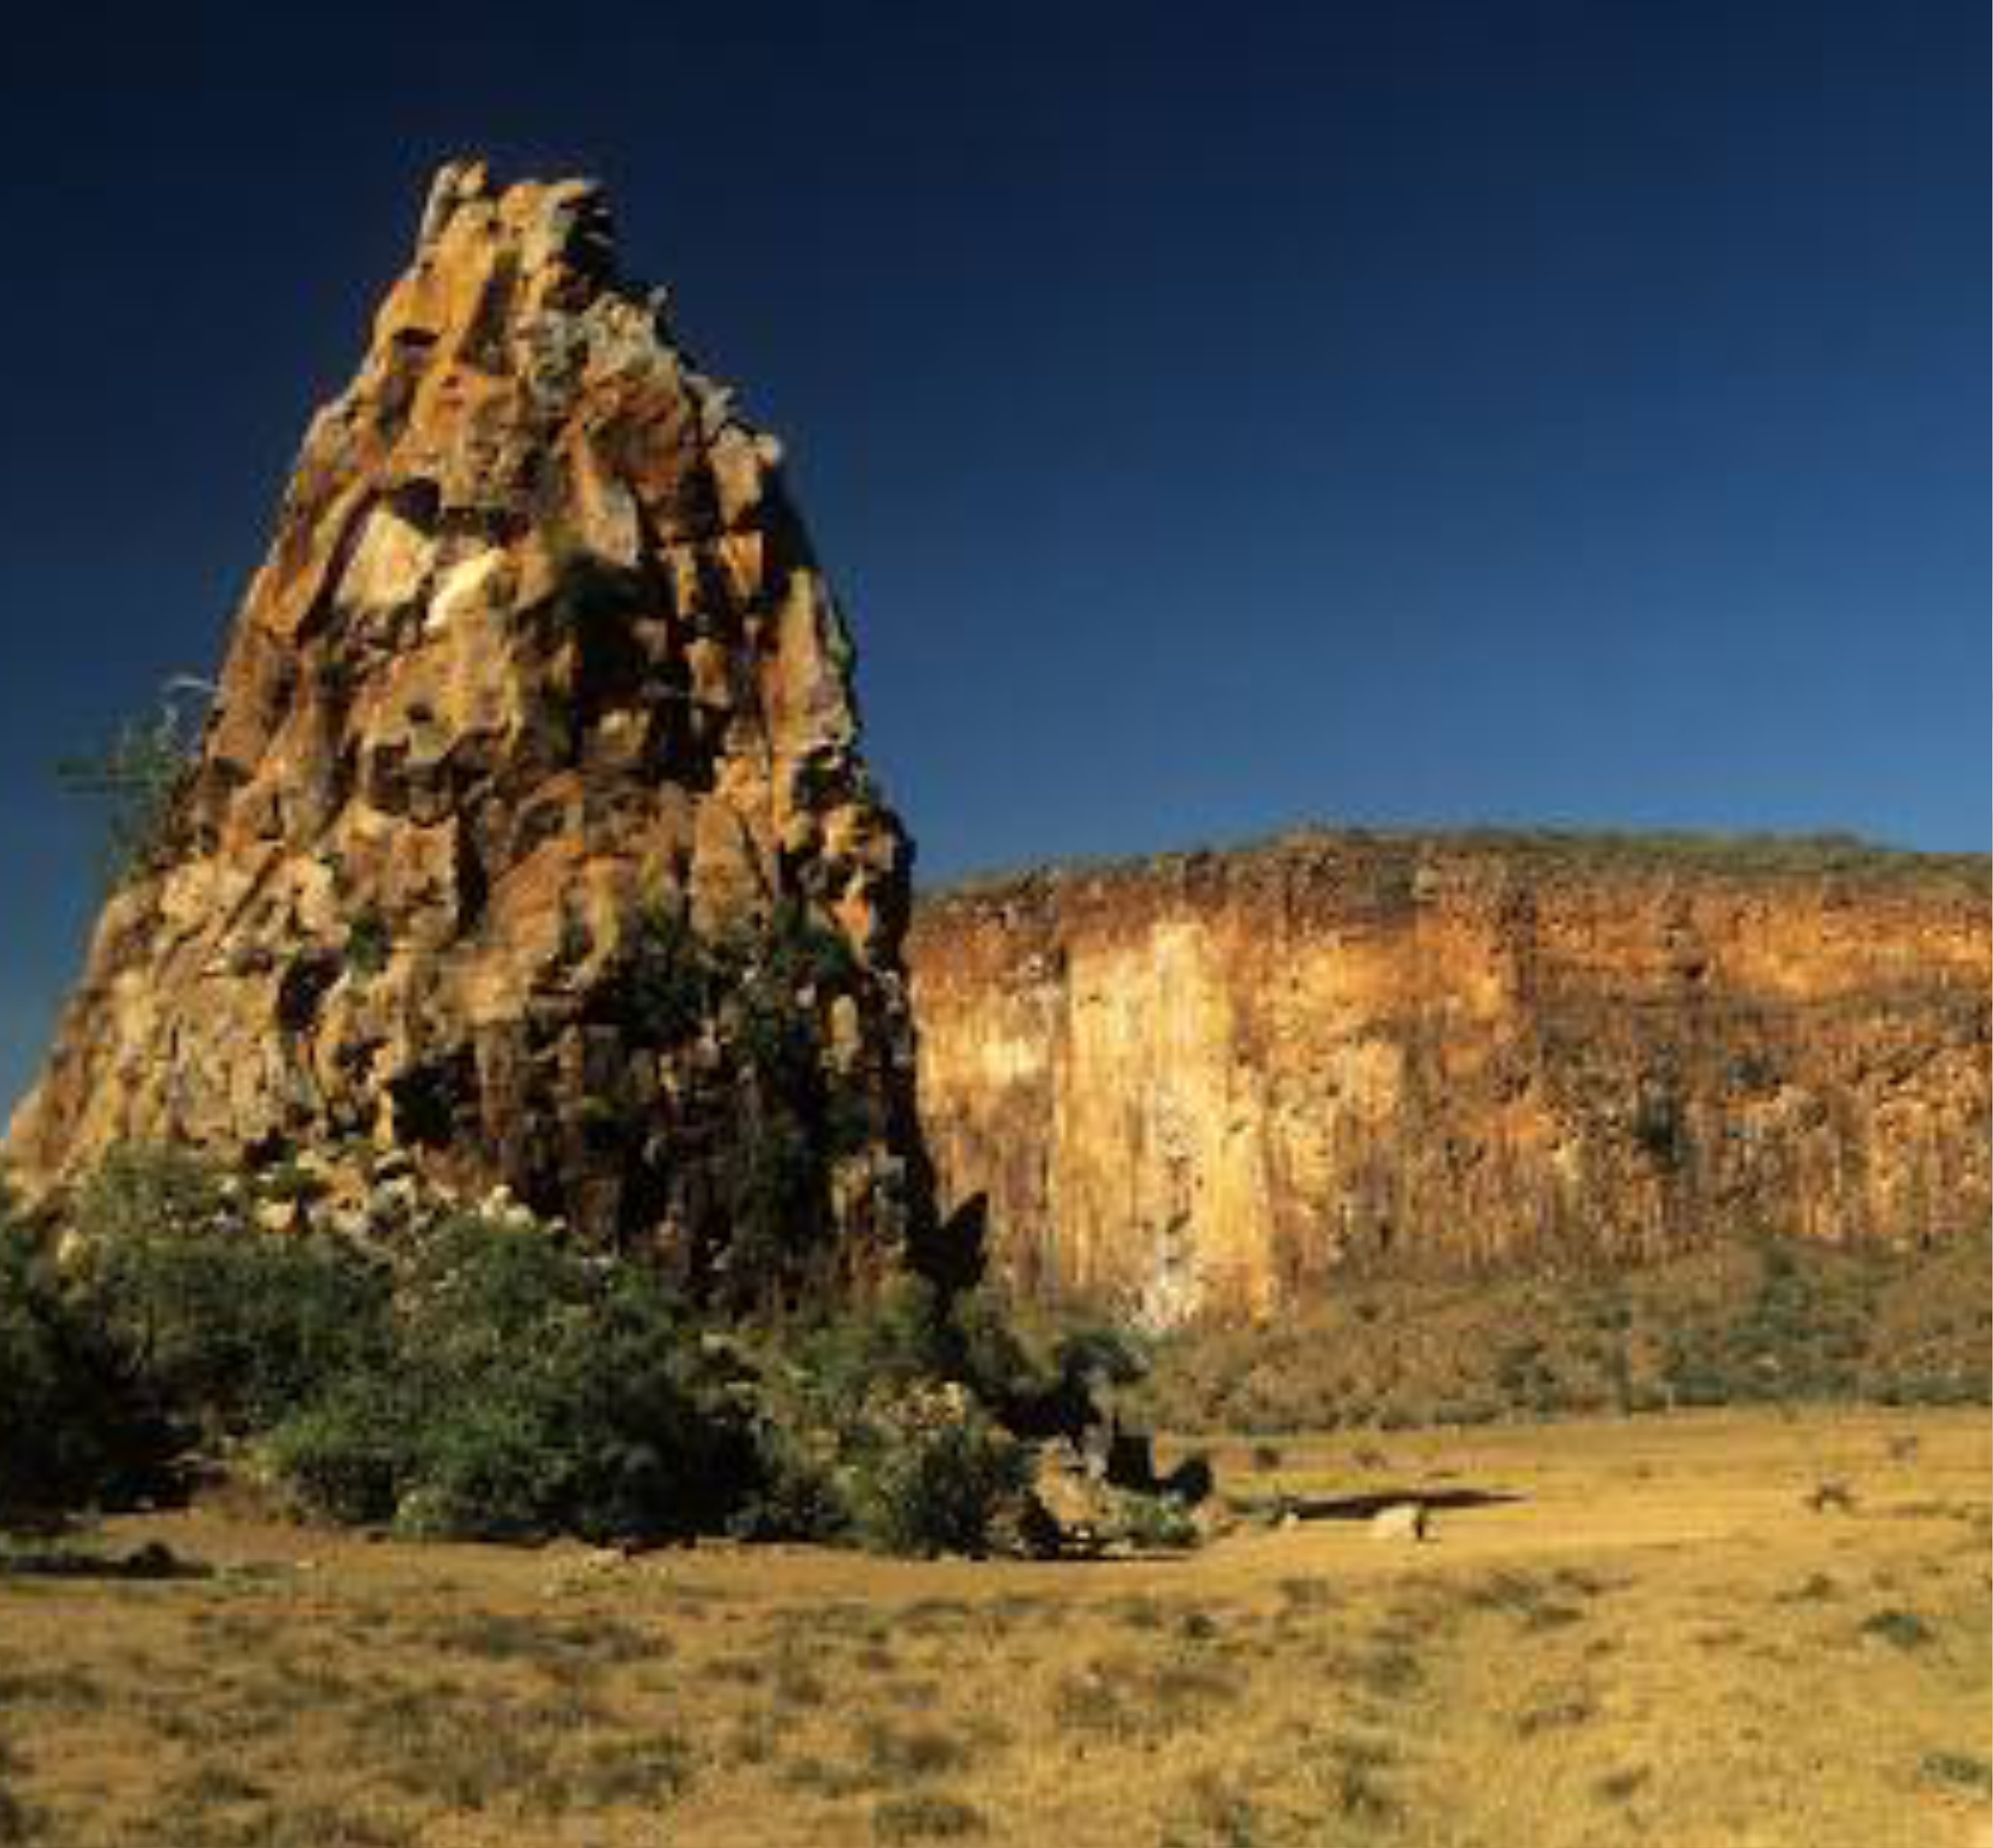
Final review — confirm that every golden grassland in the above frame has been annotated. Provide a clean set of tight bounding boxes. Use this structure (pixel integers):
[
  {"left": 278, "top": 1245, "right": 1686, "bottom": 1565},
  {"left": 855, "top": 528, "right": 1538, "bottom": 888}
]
[{"left": 0, "top": 1407, "right": 1985, "bottom": 1848}]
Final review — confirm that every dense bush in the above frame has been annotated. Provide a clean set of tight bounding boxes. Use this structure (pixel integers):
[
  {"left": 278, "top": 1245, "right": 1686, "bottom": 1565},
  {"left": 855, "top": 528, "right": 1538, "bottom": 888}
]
[
  {"left": 0, "top": 1202, "right": 153, "bottom": 1515},
  {"left": 736, "top": 1280, "right": 1042, "bottom": 1556},
  {"left": 259, "top": 1213, "right": 760, "bottom": 1542},
  {"left": 57, "top": 1154, "right": 1044, "bottom": 1552},
  {"left": 11, "top": 1144, "right": 1120, "bottom": 1557},
  {"left": 25, "top": 1148, "right": 760, "bottom": 1542},
  {"left": 841, "top": 1385, "right": 1032, "bottom": 1556},
  {"left": 71, "top": 1146, "right": 392, "bottom": 1438},
  {"left": 389, "top": 1215, "right": 756, "bottom": 1540},
  {"left": 257, "top": 1375, "right": 407, "bottom": 1525}
]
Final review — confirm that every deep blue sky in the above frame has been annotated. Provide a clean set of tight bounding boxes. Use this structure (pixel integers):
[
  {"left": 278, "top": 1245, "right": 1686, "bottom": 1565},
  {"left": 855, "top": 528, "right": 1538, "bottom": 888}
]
[{"left": 0, "top": 1, "right": 1985, "bottom": 1115}]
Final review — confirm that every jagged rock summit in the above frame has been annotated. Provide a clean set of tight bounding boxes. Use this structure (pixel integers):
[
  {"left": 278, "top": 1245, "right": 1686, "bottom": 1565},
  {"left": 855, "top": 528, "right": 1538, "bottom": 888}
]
[{"left": 8, "top": 161, "right": 927, "bottom": 1296}]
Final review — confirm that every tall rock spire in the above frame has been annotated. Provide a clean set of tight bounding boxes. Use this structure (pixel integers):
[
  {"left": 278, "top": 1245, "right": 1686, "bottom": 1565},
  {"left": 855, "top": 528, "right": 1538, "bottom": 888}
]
[{"left": 8, "top": 163, "right": 927, "bottom": 1298}]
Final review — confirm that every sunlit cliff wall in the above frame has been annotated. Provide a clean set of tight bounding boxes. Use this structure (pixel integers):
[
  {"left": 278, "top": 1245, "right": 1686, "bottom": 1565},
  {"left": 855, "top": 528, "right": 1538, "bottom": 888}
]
[{"left": 907, "top": 833, "right": 1990, "bottom": 1324}]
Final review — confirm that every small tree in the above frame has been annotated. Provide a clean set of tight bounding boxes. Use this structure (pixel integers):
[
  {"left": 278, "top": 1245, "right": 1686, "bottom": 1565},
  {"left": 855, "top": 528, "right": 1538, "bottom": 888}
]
[{"left": 56, "top": 677, "right": 209, "bottom": 885}]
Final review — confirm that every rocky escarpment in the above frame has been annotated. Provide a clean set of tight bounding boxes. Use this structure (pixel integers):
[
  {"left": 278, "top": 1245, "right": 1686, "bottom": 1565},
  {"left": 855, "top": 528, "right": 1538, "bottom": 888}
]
[
  {"left": 909, "top": 832, "right": 1990, "bottom": 1324},
  {"left": 8, "top": 163, "right": 926, "bottom": 1300}
]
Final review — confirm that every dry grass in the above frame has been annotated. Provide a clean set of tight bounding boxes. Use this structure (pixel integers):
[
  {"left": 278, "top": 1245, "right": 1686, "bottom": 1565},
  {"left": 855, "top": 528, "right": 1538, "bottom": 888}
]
[{"left": 0, "top": 1406, "right": 1985, "bottom": 1847}]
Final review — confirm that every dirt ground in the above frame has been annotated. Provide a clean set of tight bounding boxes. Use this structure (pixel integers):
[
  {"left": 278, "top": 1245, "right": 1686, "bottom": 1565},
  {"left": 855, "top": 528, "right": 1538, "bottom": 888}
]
[{"left": 2, "top": 1406, "right": 1986, "bottom": 1848}]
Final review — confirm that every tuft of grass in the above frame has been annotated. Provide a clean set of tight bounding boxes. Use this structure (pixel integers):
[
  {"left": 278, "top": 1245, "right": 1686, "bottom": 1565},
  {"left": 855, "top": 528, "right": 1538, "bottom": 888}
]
[
  {"left": 162, "top": 1764, "right": 271, "bottom": 1808},
  {"left": 858, "top": 1718, "right": 974, "bottom": 1781},
  {"left": 1052, "top": 1651, "right": 1243, "bottom": 1743},
  {"left": 1920, "top": 1751, "right": 1991, "bottom": 1794},
  {"left": 1320, "top": 1732, "right": 1400, "bottom": 1821},
  {"left": 1515, "top": 1691, "right": 1598, "bottom": 1736},
  {"left": 771, "top": 1651, "right": 828, "bottom": 1708},
  {"left": 0, "top": 1663, "right": 106, "bottom": 1712},
  {"left": 1593, "top": 1766, "right": 1651, "bottom": 1805},
  {"left": 566, "top": 1736, "right": 693, "bottom": 1806},
  {"left": 1347, "top": 1641, "right": 1423, "bottom": 1701},
  {"left": 1184, "top": 1770, "right": 1265, "bottom": 1847},
  {"left": 420, "top": 1610, "right": 652, "bottom": 1669},
  {"left": 723, "top": 1715, "right": 778, "bottom": 1767},
  {"left": 1859, "top": 1608, "right": 1937, "bottom": 1651},
  {"left": 1111, "top": 1593, "right": 1167, "bottom": 1630},
  {"left": 344, "top": 1686, "right": 558, "bottom": 1810},
  {"left": 1276, "top": 1576, "right": 1336, "bottom": 1611},
  {"left": 0, "top": 1788, "right": 42, "bottom": 1848},
  {"left": 1458, "top": 1570, "right": 1588, "bottom": 1633},
  {"left": 872, "top": 1792, "right": 989, "bottom": 1842},
  {"left": 781, "top": 1755, "right": 870, "bottom": 1799}
]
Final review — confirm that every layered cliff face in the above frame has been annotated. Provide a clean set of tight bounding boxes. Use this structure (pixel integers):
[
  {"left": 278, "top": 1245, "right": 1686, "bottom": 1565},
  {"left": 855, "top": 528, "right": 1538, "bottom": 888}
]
[
  {"left": 8, "top": 163, "right": 926, "bottom": 1297},
  {"left": 909, "top": 834, "right": 1990, "bottom": 1324}
]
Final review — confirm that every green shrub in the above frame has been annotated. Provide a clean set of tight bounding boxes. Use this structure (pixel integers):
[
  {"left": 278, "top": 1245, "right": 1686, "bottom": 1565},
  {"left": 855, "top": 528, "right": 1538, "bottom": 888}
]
[
  {"left": 419, "top": 1267, "right": 754, "bottom": 1543},
  {"left": 948, "top": 1288, "right": 1043, "bottom": 1405},
  {"left": 615, "top": 903, "right": 713, "bottom": 1047},
  {"left": 1051, "top": 1324, "right": 1150, "bottom": 1390},
  {"left": 0, "top": 1206, "right": 151, "bottom": 1514},
  {"left": 1858, "top": 1607, "right": 1935, "bottom": 1651},
  {"left": 72, "top": 1146, "right": 391, "bottom": 1438},
  {"left": 735, "top": 1283, "right": 1044, "bottom": 1555},
  {"left": 1109, "top": 1489, "right": 1201, "bottom": 1551},
  {"left": 266, "top": 1213, "right": 759, "bottom": 1543},
  {"left": 842, "top": 1385, "right": 1032, "bottom": 1557},
  {"left": 803, "top": 1276, "right": 959, "bottom": 1393},
  {"left": 49, "top": 1149, "right": 1083, "bottom": 1558},
  {"left": 55, "top": 695, "right": 199, "bottom": 886},
  {"left": 345, "top": 909, "right": 392, "bottom": 977},
  {"left": 261, "top": 1378, "right": 407, "bottom": 1524}
]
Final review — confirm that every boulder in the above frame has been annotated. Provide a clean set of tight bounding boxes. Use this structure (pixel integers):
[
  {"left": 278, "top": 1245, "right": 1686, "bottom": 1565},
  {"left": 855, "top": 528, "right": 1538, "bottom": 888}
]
[{"left": 1369, "top": 1502, "right": 1431, "bottom": 1543}]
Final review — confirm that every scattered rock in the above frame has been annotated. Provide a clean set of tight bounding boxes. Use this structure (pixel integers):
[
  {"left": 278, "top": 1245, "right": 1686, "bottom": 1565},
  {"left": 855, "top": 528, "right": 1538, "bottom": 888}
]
[{"left": 1369, "top": 1502, "right": 1430, "bottom": 1543}]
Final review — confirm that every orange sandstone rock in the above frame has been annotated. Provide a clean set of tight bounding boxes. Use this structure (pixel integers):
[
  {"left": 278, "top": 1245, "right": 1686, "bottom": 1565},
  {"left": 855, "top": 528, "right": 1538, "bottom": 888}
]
[
  {"left": 909, "top": 833, "right": 1989, "bottom": 1324},
  {"left": 8, "top": 162, "right": 926, "bottom": 1299}
]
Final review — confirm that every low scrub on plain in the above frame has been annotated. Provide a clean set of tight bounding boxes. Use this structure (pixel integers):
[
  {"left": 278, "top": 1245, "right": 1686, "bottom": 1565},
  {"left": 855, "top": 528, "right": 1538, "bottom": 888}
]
[
  {"left": 1120, "top": 1229, "right": 1991, "bottom": 1434},
  {"left": 0, "top": 1148, "right": 1156, "bottom": 1556}
]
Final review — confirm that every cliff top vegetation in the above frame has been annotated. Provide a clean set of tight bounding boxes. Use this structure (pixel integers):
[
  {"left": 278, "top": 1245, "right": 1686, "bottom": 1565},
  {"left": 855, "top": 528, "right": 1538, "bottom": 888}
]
[{"left": 922, "top": 825, "right": 1987, "bottom": 909}]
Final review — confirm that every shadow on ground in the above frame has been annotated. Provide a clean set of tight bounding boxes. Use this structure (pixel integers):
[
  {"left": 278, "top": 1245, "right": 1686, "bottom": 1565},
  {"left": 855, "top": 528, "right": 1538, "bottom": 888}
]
[
  {"left": 0, "top": 1539, "right": 211, "bottom": 1581},
  {"left": 1250, "top": 1485, "right": 1523, "bottom": 1523}
]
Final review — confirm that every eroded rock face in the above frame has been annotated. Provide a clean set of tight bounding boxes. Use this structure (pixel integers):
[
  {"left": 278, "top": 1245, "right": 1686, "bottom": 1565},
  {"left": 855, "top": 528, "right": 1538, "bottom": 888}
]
[
  {"left": 909, "top": 834, "right": 1990, "bottom": 1324},
  {"left": 8, "top": 162, "right": 926, "bottom": 1298}
]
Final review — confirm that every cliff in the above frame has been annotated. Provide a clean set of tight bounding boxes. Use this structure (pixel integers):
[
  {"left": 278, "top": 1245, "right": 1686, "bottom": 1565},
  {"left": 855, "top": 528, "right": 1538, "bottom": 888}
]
[
  {"left": 8, "top": 163, "right": 926, "bottom": 1300},
  {"left": 908, "top": 831, "right": 1990, "bottom": 1324}
]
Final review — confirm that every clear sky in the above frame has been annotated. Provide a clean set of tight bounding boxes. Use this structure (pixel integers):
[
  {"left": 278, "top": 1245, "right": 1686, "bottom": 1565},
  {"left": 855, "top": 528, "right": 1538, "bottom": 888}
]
[{"left": 0, "top": 1, "right": 1985, "bottom": 1118}]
